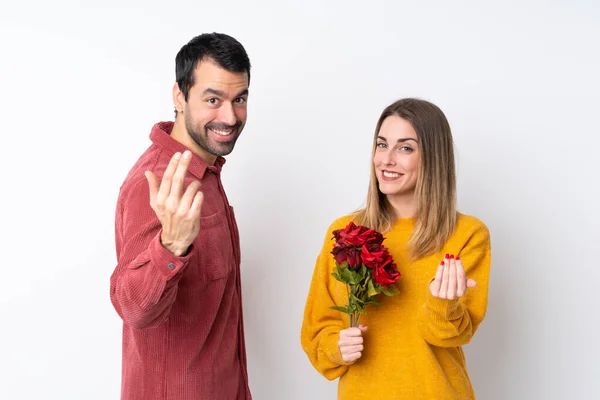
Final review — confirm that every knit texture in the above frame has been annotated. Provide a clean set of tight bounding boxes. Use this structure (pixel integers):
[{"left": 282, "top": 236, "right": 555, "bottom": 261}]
[{"left": 301, "top": 213, "right": 491, "bottom": 400}]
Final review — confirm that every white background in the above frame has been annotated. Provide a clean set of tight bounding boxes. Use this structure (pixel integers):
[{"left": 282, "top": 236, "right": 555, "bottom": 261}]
[{"left": 1, "top": 1, "right": 599, "bottom": 399}]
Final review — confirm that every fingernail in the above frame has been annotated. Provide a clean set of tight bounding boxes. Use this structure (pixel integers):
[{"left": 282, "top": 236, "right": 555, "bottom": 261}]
[
  {"left": 450, "top": 254, "right": 455, "bottom": 259},
  {"left": 456, "top": 256, "right": 461, "bottom": 261},
  {"left": 445, "top": 254, "right": 449, "bottom": 259},
  {"left": 441, "top": 261, "right": 445, "bottom": 266},
  {"left": 183, "top": 150, "right": 191, "bottom": 158},
  {"left": 174, "top": 152, "right": 181, "bottom": 159}
]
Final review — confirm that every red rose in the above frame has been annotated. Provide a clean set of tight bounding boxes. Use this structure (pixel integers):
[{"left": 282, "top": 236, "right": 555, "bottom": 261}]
[
  {"left": 331, "top": 245, "right": 362, "bottom": 269},
  {"left": 357, "top": 229, "right": 384, "bottom": 246},
  {"left": 372, "top": 260, "right": 400, "bottom": 286},
  {"left": 332, "top": 222, "right": 384, "bottom": 247},
  {"left": 360, "top": 245, "right": 392, "bottom": 269}
]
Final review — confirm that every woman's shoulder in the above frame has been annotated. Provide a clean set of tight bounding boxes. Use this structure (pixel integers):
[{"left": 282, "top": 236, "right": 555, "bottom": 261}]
[
  {"left": 326, "top": 213, "right": 358, "bottom": 232},
  {"left": 455, "top": 212, "right": 491, "bottom": 238}
]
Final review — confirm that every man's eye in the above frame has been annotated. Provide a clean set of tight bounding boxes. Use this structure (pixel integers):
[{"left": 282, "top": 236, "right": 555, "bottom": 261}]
[
  {"left": 235, "top": 97, "right": 247, "bottom": 104},
  {"left": 208, "top": 98, "right": 218, "bottom": 104}
]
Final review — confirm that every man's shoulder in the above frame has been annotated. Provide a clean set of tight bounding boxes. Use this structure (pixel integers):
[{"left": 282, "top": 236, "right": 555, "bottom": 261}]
[{"left": 118, "top": 145, "right": 162, "bottom": 200}]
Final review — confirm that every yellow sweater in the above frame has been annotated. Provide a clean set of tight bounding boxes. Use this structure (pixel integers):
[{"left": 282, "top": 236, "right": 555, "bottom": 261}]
[{"left": 301, "top": 213, "right": 491, "bottom": 400}]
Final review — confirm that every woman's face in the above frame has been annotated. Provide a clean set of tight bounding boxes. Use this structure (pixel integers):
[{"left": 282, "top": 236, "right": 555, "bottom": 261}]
[{"left": 373, "top": 116, "right": 420, "bottom": 199}]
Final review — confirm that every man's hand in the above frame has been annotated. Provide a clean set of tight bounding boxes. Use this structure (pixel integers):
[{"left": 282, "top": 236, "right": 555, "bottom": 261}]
[{"left": 144, "top": 150, "right": 203, "bottom": 256}]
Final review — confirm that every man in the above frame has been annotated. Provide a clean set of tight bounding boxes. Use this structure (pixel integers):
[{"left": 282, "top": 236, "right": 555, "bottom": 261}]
[{"left": 110, "top": 32, "right": 252, "bottom": 400}]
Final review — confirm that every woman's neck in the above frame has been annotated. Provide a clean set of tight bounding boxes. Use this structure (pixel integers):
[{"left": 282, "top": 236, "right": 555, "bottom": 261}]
[{"left": 386, "top": 192, "right": 417, "bottom": 219}]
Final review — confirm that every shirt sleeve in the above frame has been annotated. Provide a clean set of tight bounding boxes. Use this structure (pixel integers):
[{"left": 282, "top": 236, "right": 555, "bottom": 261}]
[{"left": 110, "top": 178, "right": 194, "bottom": 329}]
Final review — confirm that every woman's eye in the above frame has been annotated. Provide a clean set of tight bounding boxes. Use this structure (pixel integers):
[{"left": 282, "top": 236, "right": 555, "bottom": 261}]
[
  {"left": 376, "top": 142, "right": 387, "bottom": 148},
  {"left": 400, "top": 146, "right": 413, "bottom": 152}
]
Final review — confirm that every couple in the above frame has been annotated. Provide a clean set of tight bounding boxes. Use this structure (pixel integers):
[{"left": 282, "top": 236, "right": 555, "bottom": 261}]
[{"left": 109, "top": 32, "right": 491, "bottom": 400}]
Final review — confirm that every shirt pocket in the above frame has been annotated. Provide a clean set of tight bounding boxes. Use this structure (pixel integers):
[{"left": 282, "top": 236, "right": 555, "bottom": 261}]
[{"left": 193, "top": 209, "right": 234, "bottom": 281}]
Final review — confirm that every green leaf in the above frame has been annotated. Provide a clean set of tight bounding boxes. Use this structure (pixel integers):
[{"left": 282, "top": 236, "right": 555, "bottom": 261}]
[
  {"left": 340, "top": 267, "right": 360, "bottom": 285},
  {"left": 380, "top": 284, "right": 400, "bottom": 296},
  {"left": 329, "top": 305, "right": 350, "bottom": 314},
  {"left": 359, "top": 265, "right": 369, "bottom": 279},
  {"left": 364, "top": 297, "right": 381, "bottom": 307},
  {"left": 350, "top": 293, "right": 365, "bottom": 305},
  {"left": 331, "top": 270, "right": 343, "bottom": 283},
  {"left": 367, "top": 279, "right": 380, "bottom": 297},
  {"left": 355, "top": 302, "right": 367, "bottom": 314}
]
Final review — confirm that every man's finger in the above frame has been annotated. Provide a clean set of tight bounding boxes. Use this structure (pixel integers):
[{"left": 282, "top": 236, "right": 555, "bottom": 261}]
[
  {"left": 191, "top": 191, "right": 204, "bottom": 216},
  {"left": 170, "top": 150, "right": 192, "bottom": 199},
  {"left": 157, "top": 152, "right": 182, "bottom": 201},
  {"left": 179, "top": 181, "right": 201, "bottom": 212}
]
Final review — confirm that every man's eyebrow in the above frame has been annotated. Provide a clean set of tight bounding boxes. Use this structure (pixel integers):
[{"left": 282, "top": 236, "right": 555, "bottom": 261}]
[
  {"left": 235, "top": 89, "right": 249, "bottom": 97},
  {"left": 202, "top": 88, "right": 249, "bottom": 98},
  {"left": 202, "top": 88, "right": 225, "bottom": 97}
]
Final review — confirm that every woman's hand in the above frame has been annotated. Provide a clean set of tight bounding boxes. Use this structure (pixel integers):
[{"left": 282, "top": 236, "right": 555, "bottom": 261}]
[
  {"left": 429, "top": 254, "right": 477, "bottom": 300},
  {"left": 338, "top": 324, "right": 368, "bottom": 363}
]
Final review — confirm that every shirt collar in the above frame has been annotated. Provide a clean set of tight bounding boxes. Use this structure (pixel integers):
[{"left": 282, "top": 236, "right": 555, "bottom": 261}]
[{"left": 149, "top": 121, "right": 226, "bottom": 179}]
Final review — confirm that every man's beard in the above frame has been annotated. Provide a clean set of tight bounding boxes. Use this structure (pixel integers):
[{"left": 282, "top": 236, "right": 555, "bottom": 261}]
[{"left": 185, "top": 113, "right": 243, "bottom": 157}]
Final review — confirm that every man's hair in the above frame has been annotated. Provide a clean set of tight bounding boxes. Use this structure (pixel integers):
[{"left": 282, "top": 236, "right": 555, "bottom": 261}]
[{"left": 174, "top": 32, "right": 251, "bottom": 116}]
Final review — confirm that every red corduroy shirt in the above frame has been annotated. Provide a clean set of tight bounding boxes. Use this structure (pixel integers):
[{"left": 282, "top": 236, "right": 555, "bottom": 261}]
[{"left": 110, "top": 121, "right": 251, "bottom": 400}]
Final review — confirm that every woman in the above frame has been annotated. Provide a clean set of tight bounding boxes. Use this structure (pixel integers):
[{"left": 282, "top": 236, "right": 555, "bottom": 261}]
[{"left": 301, "top": 98, "right": 491, "bottom": 399}]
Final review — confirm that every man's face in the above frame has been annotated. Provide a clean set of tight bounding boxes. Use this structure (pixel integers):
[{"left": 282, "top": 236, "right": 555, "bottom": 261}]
[{"left": 181, "top": 58, "right": 249, "bottom": 158}]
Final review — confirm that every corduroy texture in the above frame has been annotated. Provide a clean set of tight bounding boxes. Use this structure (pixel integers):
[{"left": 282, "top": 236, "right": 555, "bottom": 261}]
[{"left": 110, "top": 122, "right": 251, "bottom": 400}]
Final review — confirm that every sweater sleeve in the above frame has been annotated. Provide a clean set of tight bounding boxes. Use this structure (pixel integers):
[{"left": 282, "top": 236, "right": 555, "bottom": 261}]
[
  {"left": 301, "top": 220, "right": 355, "bottom": 381},
  {"left": 110, "top": 178, "right": 193, "bottom": 329},
  {"left": 417, "top": 220, "right": 491, "bottom": 347}
]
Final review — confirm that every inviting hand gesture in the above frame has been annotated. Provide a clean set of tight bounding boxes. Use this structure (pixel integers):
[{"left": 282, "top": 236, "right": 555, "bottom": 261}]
[
  {"left": 429, "top": 254, "right": 477, "bottom": 300},
  {"left": 144, "top": 150, "right": 204, "bottom": 256}
]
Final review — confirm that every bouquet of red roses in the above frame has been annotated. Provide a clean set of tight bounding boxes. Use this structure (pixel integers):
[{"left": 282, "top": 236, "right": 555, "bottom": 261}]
[{"left": 330, "top": 221, "right": 401, "bottom": 327}]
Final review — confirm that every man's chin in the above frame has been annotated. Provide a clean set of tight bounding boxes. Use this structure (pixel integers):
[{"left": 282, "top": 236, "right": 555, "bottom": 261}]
[{"left": 208, "top": 142, "right": 236, "bottom": 157}]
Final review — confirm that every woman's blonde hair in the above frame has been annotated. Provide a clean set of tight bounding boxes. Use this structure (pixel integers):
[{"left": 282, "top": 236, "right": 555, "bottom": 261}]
[{"left": 354, "top": 98, "right": 457, "bottom": 260}]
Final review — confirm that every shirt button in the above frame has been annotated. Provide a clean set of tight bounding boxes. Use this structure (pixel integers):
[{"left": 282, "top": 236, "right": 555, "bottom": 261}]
[{"left": 167, "top": 263, "right": 176, "bottom": 271}]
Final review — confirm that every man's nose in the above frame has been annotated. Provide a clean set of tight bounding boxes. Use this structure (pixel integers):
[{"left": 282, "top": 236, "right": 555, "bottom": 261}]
[{"left": 218, "top": 102, "right": 237, "bottom": 126}]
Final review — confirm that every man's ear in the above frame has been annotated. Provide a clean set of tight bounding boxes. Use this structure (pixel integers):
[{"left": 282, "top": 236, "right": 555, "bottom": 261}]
[{"left": 173, "top": 82, "right": 185, "bottom": 115}]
